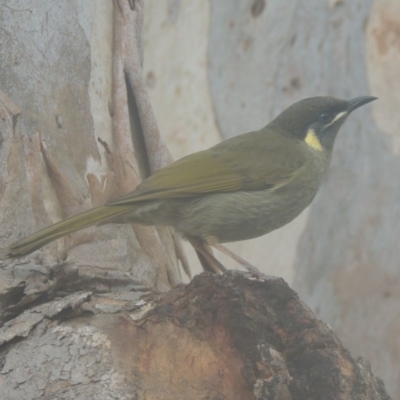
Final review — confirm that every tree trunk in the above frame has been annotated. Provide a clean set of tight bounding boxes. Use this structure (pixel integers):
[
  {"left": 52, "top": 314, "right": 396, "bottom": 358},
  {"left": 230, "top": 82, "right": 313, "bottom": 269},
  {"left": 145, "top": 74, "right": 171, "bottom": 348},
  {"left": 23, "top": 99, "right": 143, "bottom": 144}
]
[
  {"left": 0, "top": 271, "right": 392, "bottom": 399},
  {"left": 145, "top": 0, "right": 400, "bottom": 397},
  {"left": 0, "top": 0, "right": 185, "bottom": 292},
  {"left": 0, "top": 0, "right": 396, "bottom": 398}
]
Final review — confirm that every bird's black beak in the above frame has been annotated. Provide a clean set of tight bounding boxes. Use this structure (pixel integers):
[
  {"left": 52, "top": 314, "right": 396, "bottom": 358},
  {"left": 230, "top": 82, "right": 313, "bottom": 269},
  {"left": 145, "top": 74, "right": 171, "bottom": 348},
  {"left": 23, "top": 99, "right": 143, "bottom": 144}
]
[{"left": 347, "top": 96, "right": 377, "bottom": 113}]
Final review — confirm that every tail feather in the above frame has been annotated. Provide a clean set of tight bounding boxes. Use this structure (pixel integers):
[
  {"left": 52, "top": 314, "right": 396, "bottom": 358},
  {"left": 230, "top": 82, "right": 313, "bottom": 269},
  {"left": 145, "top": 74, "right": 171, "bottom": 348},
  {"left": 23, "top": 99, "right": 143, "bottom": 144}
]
[{"left": 2, "top": 204, "right": 133, "bottom": 258}]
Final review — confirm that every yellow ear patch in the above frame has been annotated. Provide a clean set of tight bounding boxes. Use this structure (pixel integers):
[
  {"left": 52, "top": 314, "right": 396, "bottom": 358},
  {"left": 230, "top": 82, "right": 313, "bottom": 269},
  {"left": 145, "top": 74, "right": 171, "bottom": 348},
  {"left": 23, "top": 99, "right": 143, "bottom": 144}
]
[{"left": 305, "top": 129, "right": 323, "bottom": 151}]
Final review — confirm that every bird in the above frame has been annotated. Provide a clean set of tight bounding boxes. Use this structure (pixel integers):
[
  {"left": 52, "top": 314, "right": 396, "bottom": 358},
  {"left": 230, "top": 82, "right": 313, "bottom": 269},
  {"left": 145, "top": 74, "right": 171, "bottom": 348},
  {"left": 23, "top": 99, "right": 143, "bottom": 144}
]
[{"left": 1, "top": 96, "right": 377, "bottom": 277}]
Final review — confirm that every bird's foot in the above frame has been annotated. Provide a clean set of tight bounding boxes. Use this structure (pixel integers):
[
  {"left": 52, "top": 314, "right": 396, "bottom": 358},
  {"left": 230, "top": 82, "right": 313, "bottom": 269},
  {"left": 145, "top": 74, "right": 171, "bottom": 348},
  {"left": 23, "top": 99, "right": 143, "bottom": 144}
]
[{"left": 208, "top": 241, "right": 273, "bottom": 280}]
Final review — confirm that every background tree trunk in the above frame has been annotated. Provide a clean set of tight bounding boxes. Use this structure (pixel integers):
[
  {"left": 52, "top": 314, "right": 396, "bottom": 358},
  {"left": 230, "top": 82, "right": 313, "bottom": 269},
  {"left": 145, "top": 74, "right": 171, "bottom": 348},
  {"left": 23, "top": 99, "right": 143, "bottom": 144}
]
[
  {"left": 144, "top": 0, "right": 400, "bottom": 397},
  {"left": 0, "top": 0, "right": 398, "bottom": 398}
]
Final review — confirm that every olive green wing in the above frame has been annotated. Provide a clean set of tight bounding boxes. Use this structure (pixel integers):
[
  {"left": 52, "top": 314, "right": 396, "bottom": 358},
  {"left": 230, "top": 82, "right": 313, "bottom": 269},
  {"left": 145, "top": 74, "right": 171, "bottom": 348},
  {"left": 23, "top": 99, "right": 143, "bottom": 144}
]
[
  {"left": 214, "top": 131, "right": 307, "bottom": 191},
  {"left": 110, "top": 149, "right": 244, "bottom": 204},
  {"left": 109, "top": 130, "right": 305, "bottom": 205}
]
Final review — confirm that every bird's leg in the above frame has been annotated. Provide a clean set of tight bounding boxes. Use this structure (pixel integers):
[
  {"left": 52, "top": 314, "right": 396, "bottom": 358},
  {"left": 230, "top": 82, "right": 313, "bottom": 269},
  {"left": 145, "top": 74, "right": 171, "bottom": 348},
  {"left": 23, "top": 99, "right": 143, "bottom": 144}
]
[
  {"left": 187, "top": 237, "right": 226, "bottom": 274},
  {"left": 206, "top": 238, "right": 268, "bottom": 279}
]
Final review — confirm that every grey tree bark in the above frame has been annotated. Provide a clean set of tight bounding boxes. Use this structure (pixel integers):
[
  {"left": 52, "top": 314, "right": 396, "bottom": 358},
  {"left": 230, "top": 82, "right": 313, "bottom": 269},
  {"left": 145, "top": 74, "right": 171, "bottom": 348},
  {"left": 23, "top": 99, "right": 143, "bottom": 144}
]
[
  {"left": 146, "top": 0, "right": 399, "bottom": 397},
  {"left": 0, "top": 1, "right": 186, "bottom": 396},
  {"left": 0, "top": 0, "right": 397, "bottom": 399}
]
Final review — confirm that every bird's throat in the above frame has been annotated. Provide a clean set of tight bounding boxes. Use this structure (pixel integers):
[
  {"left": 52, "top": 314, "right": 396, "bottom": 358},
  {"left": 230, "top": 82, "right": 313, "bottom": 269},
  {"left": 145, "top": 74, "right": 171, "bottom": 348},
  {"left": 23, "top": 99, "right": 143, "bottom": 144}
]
[{"left": 304, "top": 129, "right": 323, "bottom": 152}]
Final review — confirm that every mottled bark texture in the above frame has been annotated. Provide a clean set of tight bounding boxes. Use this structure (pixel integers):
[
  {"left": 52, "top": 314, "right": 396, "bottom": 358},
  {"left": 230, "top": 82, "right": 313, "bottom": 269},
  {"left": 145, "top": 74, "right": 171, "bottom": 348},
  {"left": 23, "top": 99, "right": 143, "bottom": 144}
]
[
  {"left": 204, "top": 0, "right": 400, "bottom": 396},
  {"left": 0, "top": 1, "right": 184, "bottom": 395},
  {"left": 0, "top": 272, "right": 392, "bottom": 399},
  {"left": 0, "top": 0, "right": 185, "bottom": 295},
  {"left": 0, "top": 0, "right": 396, "bottom": 398}
]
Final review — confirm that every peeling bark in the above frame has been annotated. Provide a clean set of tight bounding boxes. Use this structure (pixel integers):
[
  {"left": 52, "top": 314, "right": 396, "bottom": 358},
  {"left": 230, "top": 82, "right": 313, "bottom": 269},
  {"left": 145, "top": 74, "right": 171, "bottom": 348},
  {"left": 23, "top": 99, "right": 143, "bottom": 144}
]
[
  {"left": 0, "top": 1, "right": 184, "bottom": 291},
  {"left": 0, "top": 1, "right": 395, "bottom": 399},
  {"left": 0, "top": 272, "right": 391, "bottom": 399}
]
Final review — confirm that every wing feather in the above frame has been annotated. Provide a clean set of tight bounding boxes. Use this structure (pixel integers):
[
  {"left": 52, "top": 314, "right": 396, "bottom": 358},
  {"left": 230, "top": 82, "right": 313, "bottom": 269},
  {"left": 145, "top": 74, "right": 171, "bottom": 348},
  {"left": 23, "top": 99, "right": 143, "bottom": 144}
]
[{"left": 109, "top": 129, "right": 305, "bottom": 205}]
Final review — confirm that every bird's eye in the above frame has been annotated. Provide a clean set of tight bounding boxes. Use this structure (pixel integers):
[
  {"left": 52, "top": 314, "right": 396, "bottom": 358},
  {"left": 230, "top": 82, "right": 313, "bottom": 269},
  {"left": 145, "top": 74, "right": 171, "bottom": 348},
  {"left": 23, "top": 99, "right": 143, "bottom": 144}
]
[{"left": 318, "top": 114, "right": 331, "bottom": 124}]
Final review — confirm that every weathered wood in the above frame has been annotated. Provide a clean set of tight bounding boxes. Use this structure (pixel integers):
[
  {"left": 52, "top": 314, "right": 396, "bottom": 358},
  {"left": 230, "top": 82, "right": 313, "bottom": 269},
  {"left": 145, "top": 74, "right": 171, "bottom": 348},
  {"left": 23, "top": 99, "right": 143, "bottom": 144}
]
[
  {"left": 145, "top": 0, "right": 400, "bottom": 395},
  {"left": 0, "top": 272, "right": 391, "bottom": 399},
  {"left": 0, "top": 0, "right": 182, "bottom": 291},
  {"left": 0, "top": 0, "right": 396, "bottom": 398}
]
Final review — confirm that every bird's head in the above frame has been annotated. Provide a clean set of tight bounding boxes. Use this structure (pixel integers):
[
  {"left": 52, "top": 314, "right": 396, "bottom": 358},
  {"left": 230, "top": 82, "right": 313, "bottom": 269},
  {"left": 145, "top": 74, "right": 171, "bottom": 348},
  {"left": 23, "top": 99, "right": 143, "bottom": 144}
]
[{"left": 271, "top": 96, "right": 377, "bottom": 152}]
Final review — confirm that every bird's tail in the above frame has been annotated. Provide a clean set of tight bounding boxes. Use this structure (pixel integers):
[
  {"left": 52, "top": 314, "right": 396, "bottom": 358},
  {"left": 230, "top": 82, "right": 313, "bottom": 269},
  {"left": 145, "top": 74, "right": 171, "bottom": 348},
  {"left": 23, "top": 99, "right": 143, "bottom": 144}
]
[{"left": 2, "top": 204, "right": 134, "bottom": 258}]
